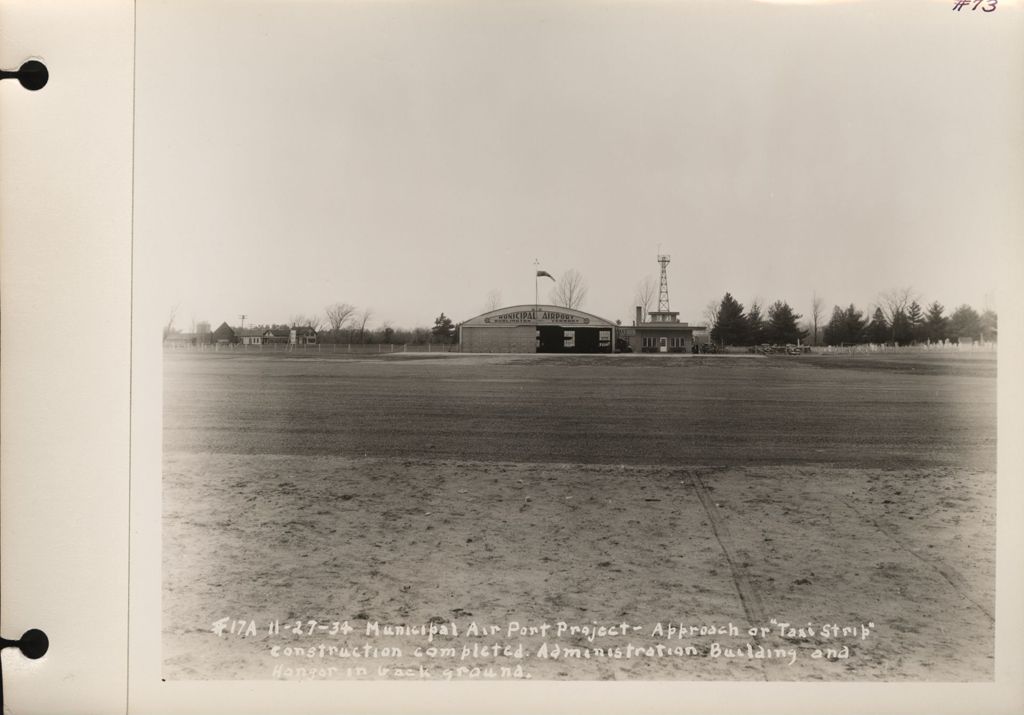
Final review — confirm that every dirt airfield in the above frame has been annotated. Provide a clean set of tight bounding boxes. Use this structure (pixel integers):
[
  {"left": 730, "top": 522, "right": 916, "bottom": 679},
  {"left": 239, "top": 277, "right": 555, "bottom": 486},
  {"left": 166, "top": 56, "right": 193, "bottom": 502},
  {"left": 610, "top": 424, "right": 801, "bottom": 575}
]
[{"left": 163, "top": 350, "right": 996, "bottom": 681}]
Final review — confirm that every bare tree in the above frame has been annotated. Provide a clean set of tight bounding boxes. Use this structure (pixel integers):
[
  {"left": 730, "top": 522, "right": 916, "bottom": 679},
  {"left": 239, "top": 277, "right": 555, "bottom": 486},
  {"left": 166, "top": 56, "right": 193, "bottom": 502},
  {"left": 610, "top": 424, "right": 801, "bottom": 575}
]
[
  {"left": 879, "top": 287, "right": 918, "bottom": 342},
  {"left": 811, "top": 292, "right": 824, "bottom": 346},
  {"left": 550, "top": 269, "right": 588, "bottom": 309},
  {"left": 634, "top": 276, "right": 657, "bottom": 322},
  {"left": 484, "top": 290, "right": 502, "bottom": 312},
  {"left": 163, "top": 304, "right": 179, "bottom": 341},
  {"left": 703, "top": 299, "right": 720, "bottom": 329},
  {"left": 325, "top": 302, "right": 357, "bottom": 332},
  {"left": 879, "top": 287, "right": 917, "bottom": 324},
  {"left": 357, "top": 308, "right": 373, "bottom": 343}
]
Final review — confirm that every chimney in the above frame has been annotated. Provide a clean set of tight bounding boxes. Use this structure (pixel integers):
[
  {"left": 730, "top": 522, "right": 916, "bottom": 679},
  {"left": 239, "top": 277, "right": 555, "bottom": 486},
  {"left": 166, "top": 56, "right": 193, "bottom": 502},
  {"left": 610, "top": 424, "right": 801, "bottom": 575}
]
[{"left": 635, "top": 306, "right": 643, "bottom": 326}]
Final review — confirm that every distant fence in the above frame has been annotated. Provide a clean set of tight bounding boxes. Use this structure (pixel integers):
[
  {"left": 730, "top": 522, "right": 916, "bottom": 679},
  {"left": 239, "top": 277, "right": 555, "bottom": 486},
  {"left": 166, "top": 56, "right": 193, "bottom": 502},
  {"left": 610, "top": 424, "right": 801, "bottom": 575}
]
[
  {"left": 163, "top": 342, "right": 459, "bottom": 354},
  {"left": 818, "top": 341, "right": 996, "bottom": 355}
]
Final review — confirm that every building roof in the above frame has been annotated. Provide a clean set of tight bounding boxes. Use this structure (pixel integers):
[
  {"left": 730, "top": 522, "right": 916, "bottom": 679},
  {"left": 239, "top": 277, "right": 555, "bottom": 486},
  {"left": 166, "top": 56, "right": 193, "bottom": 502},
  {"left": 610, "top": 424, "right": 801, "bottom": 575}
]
[
  {"left": 633, "top": 323, "right": 707, "bottom": 332},
  {"left": 462, "top": 304, "right": 617, "bottom": 329}
]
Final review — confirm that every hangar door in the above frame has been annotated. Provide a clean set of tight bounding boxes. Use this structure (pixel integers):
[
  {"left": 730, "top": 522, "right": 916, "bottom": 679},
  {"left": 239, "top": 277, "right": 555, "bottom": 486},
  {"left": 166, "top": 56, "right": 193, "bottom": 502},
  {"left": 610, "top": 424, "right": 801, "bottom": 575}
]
[{"left": 536, "top": 326, "right": 612, "bottom": 353}]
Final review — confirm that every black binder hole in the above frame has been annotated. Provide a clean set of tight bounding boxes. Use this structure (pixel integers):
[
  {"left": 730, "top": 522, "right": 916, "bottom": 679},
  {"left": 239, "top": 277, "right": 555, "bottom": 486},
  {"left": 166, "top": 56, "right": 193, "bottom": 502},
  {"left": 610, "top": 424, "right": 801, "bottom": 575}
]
[
  {"left": 18, "top": 629, "right": 48, "bottom": 660},
  {"left": 18, "top": 60, "right": 48, "bottom": 91}
]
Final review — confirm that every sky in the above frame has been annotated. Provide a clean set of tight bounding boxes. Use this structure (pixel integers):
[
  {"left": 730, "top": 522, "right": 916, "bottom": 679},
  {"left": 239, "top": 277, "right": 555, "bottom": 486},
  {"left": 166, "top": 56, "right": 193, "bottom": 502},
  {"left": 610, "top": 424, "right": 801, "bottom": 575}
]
[{"left": 135, "top": 0, "right": 1022, "bottom": 331}]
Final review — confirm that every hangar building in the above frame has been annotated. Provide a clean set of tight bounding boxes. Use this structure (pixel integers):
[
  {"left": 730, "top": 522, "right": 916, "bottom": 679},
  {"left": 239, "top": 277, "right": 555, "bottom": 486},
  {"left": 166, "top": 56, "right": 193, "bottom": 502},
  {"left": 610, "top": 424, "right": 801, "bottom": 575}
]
[{"left": 459, "top": 305, "right": 618, "bottom": 353}]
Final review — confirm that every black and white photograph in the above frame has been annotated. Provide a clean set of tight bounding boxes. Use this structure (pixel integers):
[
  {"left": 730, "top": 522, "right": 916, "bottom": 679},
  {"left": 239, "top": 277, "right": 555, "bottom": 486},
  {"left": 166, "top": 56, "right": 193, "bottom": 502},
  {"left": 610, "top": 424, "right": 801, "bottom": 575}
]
[{"left": 133, "top": 0, "right": 1017, "bottom": 689}]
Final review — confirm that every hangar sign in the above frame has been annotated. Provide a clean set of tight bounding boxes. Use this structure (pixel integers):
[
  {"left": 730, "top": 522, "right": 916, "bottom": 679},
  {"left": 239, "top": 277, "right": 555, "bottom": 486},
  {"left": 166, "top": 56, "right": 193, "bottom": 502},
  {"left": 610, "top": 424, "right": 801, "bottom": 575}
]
[{"left": 484, "top": 309, "right": 590, "bottom": 325}]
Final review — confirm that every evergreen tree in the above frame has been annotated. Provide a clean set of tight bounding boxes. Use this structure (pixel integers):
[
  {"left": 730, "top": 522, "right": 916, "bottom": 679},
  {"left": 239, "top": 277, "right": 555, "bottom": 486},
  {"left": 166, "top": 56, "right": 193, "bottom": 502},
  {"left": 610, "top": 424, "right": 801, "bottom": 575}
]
[
  {"left": 906, "top": 301, "right": 925, "bottom": 343},
  {"left": 824, "top": 304, "right": 867, "bottom": 345},
  {"left": 823, "top": 306, "right": 846, "bottom": 345},
  {"left": 948, "top": 305, "right": 982, "bottom": 343},
  {"left": 746, "top": 301, "right": 766, "bottom": 346},
  {"left": 432, "top": 313, "right": 455, "bottom": 342},
  {"left": 891, "top": 309, "right": 913, "bottom": 346},
  {"left": 711, "top": 293, "right": 748, "bottom": 346},
  {"left": 924, "top": 301, "right": 948, "bottom": 343},
  {"left": 843, "top": 304, "right": 867, "bottom": 344},
  {"left": 765, "top": 301, "right": 807, "bottom": 344},
  {"left": 866, "top": 307, "right": 889, "bottom": 344}
]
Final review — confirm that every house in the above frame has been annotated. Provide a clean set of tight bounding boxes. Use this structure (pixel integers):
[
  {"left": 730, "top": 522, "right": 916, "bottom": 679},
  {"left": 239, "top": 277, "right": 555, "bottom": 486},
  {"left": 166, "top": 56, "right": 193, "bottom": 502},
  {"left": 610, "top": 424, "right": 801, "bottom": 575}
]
[
  {"left": 194, "top": 322, "right": 317, "bottom": 347},
  {"left": 211, "top": 322, "right": 237, "bottom": 345},
  {"left": 290, "top": 326, "right": 318, "bottom": 345},
  {"left": 236, "top": 328, "right": 265, "bottom": 345},
  {"left": 262, "top": 328, "right": 290, "bottom": 344}
]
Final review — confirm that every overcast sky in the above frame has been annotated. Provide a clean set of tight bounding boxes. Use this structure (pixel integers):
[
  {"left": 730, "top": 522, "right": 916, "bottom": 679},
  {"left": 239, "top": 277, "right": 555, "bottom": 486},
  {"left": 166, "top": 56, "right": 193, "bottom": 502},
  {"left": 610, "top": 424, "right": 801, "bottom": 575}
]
[{"left": 135, "top": 0, "right": 1022, "bottom": 331}]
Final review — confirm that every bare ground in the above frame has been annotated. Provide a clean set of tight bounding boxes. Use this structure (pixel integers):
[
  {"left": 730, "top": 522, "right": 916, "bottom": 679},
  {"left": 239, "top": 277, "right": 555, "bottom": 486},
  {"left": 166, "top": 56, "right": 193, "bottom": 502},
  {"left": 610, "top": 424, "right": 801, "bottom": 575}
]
[{"left": 162, "top": 351, "right": 996, "bottom": 681}]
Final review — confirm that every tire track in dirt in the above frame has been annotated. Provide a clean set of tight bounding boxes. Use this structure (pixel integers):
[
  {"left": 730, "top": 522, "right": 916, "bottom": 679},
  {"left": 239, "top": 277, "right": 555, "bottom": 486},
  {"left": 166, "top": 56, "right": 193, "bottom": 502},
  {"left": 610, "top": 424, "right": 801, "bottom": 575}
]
[
  {"left": 686, "top": 470, "right": 779, "bottom": 680},
  {"left": 688, "top": 470, "right": 766, "bottom": 624}
]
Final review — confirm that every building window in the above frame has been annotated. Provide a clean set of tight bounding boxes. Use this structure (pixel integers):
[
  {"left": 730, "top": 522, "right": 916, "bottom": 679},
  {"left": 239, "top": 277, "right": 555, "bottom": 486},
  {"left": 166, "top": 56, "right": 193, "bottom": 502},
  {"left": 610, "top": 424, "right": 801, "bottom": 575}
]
[
  {"left": 564, "top": 330, "right": 575, "bottom": 348},
  {"left": 642, "top": 337, "right": 656, "bottom": 348}
]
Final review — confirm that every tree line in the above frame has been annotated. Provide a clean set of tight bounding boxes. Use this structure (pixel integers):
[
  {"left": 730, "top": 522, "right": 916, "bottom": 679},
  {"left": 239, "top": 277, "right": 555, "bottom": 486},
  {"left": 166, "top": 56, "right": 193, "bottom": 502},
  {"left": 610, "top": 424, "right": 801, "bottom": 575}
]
[
  {"left": 303, "top": 303, "right": 458, "bottom": 344},
  {"left": 169, "top": 268, "right": 591, "bottom": 344},
  {"left": 709, "top": 294, "right": 808, "bottom": 346},
  {"left": 167, "top": 302, "right": 458, "bottom": 345},
  {"left": 708, "top": 290, "right": 997, "bottom": 347},
  {"left": 822, "top": 301, "right": 995, "bottom": 346}
]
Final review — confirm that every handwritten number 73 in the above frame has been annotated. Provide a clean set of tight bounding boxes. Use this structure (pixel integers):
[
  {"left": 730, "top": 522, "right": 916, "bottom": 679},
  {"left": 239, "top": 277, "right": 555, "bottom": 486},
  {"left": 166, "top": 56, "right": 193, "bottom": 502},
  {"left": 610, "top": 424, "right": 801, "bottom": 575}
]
[{"left": 955, "top": 0, "right": 998, "bottom": 10}]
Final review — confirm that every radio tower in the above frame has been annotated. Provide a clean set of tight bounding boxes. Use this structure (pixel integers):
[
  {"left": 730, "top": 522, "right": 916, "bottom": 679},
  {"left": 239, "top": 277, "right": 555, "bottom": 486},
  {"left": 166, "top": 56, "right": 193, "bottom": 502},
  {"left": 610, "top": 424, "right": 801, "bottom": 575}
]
[{"left": 657, "top": 254, "right": 671, "bottom": 312}]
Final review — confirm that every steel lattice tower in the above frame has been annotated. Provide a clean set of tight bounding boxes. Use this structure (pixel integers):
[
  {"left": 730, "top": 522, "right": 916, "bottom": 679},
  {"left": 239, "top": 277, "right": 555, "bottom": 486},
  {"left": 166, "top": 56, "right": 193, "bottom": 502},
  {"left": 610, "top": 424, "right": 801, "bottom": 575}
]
[{"left": 657, "top": 254, "right": 671, "bottom": 312}]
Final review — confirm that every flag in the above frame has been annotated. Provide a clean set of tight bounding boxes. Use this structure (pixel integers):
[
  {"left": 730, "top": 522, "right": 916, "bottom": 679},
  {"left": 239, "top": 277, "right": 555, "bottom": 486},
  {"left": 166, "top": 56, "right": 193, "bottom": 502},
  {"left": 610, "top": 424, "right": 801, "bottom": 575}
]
[{"left": 536, "top": 270, "right": 555, "bottom": 281}]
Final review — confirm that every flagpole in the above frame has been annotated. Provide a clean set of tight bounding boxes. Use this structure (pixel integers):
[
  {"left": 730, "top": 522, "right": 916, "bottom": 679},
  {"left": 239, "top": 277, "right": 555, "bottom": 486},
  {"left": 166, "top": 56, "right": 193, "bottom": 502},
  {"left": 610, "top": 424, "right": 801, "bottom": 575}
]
[{"left": 533, "top": 258, "right": 539, "bottom": 316}]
